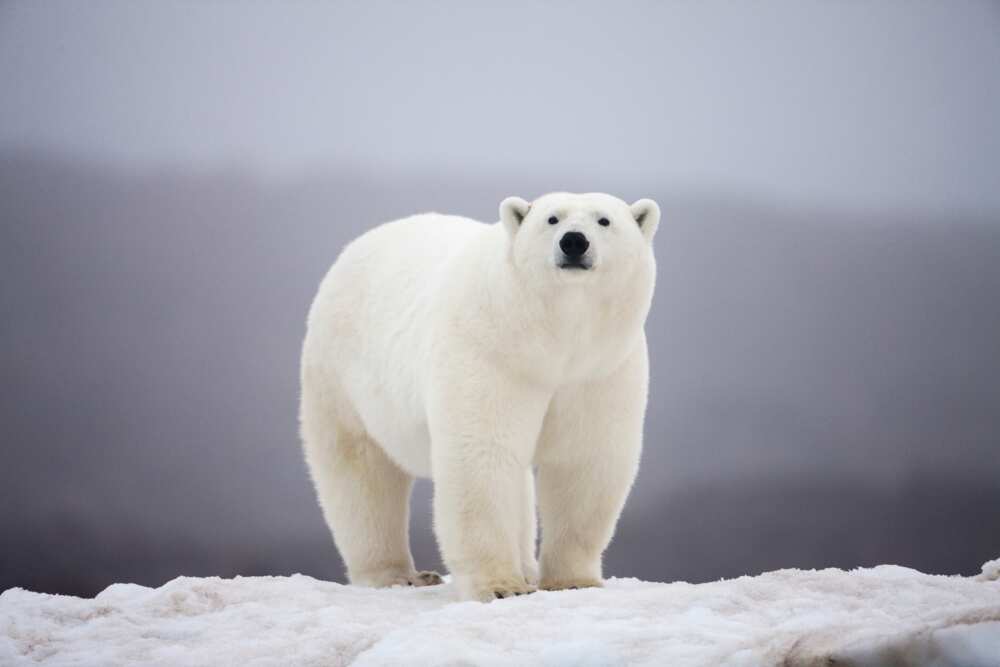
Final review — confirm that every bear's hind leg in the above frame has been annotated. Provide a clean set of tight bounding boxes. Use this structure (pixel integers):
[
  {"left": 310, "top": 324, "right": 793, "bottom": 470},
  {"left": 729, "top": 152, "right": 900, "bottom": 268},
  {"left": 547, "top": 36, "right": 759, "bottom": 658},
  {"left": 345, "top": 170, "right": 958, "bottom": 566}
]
[{"left": 301, "top": 391, "right": 441, "bottom": 588}]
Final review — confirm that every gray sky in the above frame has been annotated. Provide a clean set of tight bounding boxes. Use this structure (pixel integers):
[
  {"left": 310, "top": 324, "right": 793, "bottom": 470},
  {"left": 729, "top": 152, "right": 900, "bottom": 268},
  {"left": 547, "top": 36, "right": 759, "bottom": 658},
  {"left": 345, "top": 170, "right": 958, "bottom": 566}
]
[{"left": 1, "top": 0, "right": 998, "bottom": 214}]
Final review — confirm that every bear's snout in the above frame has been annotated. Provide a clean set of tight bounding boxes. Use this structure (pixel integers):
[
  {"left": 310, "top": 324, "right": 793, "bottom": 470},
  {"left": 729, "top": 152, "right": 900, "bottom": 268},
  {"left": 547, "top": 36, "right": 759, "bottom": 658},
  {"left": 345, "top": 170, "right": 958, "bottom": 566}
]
[{"left": 559, "top": 231, "right": 590, "bottom": 260}]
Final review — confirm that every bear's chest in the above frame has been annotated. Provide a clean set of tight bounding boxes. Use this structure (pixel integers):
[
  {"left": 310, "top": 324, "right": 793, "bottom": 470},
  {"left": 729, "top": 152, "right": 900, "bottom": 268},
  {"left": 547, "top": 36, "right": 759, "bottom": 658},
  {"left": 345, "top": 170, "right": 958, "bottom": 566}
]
[{"left": 529, "top": 293, "right": 644, "bottom": 384}]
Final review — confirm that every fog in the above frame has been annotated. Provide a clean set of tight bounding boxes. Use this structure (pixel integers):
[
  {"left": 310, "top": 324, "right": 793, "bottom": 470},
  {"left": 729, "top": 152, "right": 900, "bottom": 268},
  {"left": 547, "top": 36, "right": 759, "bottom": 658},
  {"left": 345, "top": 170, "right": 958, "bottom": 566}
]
[{"left": 1, "top": 2, "right": 998, "bottom": 596}]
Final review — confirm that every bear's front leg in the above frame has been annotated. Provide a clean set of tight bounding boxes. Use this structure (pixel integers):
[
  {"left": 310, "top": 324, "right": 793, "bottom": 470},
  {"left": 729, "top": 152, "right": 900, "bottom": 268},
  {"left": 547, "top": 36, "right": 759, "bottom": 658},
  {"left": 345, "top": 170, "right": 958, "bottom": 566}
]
[
  {"left": 535, "top": 345, "right": 647, "bottom": 591},
  {"left": 428, "top": 363, "right": 549, "bottom": 602}
]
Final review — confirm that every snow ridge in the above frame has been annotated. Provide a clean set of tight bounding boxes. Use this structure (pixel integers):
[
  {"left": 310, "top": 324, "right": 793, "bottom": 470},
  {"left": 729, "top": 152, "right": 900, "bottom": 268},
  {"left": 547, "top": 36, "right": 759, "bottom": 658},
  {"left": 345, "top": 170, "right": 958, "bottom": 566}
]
[{"left": 2, "top": 560, "right": 999, "bottom": 666}]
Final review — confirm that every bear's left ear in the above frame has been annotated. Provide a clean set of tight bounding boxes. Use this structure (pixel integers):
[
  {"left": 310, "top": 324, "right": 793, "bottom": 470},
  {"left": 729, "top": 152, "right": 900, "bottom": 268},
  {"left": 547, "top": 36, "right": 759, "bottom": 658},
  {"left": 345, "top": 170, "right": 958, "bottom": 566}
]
[
  {"left": 499, "top": 196, "right": 531, "bottom": 237},
  {"left": 630, "top": 198, "right": 660, "bottom": 241}
]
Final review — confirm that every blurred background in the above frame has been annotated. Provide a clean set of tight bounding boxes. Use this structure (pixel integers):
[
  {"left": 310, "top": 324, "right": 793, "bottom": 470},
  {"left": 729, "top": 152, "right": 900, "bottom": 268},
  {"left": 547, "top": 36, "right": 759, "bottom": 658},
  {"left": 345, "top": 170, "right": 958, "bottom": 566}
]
[{"left": 2, "top": 1, "right": 999, "bottom": 597}]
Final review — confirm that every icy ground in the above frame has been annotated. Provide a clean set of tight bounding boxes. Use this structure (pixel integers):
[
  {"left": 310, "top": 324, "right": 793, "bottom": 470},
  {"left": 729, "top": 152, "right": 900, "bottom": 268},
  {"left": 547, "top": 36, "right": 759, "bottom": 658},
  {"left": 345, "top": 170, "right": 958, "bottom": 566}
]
[{"left": 3, "top": 559, "right": 1000, "bottom": 666}]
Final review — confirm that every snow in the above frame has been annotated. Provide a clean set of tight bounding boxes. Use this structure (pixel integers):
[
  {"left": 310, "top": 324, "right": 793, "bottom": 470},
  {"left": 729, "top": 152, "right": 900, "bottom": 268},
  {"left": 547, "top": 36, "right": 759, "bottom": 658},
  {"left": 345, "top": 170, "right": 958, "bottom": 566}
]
[
  {"left": 3, "top": 560, "right": 1000, "bottom": 666},
  {"left": 979, "top": 557, "right": 1000, "bottom": 582}
]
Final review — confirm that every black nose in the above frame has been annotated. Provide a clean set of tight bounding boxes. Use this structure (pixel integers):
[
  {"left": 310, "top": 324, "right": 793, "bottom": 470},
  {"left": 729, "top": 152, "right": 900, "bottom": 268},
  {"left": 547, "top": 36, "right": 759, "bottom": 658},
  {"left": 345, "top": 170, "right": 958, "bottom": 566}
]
[{"left": 559, "top": 231, "right": 590, "bottom": 258}]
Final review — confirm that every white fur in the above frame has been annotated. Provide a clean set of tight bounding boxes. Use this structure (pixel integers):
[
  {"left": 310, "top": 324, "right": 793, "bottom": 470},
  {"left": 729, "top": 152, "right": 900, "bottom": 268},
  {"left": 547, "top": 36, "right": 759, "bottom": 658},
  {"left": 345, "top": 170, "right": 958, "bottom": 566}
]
[{"left": 300, "top": 192, "right": 659, "bottom": 601}]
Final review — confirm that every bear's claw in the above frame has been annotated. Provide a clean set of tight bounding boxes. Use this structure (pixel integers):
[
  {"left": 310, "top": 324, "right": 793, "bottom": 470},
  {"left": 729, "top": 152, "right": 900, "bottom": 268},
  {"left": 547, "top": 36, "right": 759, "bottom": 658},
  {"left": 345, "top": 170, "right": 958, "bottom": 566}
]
[
  {"left": 540, "top": 577, "right": 603, "bottom": 591},
  {"left": 355, "top": 569, "right": 444, "bottom": 588},
  {"left": 410, "top": 570, "right": 443, "bottom": 587},
  {"left": 475, "top": 579, "right": 537, "bottom": 601}
]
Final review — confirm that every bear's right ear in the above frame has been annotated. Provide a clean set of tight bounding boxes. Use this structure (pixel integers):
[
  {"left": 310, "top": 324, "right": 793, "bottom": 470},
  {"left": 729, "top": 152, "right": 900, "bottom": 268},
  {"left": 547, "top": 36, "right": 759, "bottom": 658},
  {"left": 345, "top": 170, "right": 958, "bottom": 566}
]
[{"left": 499, "top": 196, "right": 531, "bottom": 237}]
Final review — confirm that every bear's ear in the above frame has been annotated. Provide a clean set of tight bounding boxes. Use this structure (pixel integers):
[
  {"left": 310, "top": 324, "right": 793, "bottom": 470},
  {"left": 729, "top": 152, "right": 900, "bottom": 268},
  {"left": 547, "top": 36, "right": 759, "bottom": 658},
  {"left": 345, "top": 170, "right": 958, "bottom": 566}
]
[
  {"left": 499, "top": 196, "right": 531, "bottom": 236},
  {"left": 630, "top": 198, "right": 660, "bottom": 241}
]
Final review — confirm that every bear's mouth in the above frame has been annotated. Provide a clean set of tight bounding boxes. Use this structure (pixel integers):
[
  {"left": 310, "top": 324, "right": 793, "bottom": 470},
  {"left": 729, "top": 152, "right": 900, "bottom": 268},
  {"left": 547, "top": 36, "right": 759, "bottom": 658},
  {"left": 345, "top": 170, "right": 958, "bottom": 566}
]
[{"left": 558, "top": 261, "right": 591, "bottom": 270}]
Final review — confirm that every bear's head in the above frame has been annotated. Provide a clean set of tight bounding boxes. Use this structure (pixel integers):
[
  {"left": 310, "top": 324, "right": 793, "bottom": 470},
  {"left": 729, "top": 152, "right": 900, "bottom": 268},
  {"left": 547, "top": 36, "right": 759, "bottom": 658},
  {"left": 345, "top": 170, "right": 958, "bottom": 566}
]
[{"left": 499, "top": 192, "right": 659, "bottom": 290}]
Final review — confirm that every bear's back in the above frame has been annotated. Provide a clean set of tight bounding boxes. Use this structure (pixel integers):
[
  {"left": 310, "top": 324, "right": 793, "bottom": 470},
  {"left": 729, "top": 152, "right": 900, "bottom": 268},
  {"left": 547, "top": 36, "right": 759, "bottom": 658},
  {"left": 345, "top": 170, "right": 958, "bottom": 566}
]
[
  {"left": 322, "top": 213, "right": 486, "bottom": 326},
  {"left": 302, "top": 213, "right": 490, "bottom": 474}
]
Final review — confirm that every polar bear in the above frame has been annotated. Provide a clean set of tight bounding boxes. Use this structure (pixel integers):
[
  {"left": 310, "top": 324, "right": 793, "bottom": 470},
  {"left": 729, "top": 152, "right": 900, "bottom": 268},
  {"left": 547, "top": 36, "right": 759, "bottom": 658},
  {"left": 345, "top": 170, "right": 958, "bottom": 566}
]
[{"left": 300, "top": 192, "right": 658, "bottom": 601}]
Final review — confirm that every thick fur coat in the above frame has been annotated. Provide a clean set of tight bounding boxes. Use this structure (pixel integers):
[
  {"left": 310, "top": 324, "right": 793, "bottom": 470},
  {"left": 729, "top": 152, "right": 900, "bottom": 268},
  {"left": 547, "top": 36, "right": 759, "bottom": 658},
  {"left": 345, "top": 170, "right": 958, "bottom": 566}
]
[{"left": 300, "top": 192, "right": 659, "bottom": 601}]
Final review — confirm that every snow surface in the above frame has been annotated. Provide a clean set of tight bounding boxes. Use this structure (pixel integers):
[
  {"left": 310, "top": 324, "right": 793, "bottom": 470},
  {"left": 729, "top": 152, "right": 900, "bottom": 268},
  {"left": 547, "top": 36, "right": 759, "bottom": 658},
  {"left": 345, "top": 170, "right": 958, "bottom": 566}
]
[
  {"left": 979, "top": 557, "right": 1000, "bottom": 582},
  {"left": 3, "top": 560, "right": 1000, "bottom": 666}
]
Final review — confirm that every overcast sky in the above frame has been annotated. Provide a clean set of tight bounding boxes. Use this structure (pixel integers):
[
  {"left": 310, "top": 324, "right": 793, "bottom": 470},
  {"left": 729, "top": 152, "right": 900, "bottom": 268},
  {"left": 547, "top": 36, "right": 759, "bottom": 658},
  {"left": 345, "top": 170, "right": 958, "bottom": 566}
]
[{"left": 1, "top": 1, "right": 999, "bottom": 214}]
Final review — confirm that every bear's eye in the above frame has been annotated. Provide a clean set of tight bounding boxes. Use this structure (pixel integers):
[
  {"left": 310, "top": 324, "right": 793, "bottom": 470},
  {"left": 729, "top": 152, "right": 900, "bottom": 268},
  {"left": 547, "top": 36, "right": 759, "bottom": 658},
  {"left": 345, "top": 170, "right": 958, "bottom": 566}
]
[
  {"left": 598, "top": 217, "right": 610, "bottom": 227},
  {"left": 548, "top": 216, "right": 559, "bottom": 225}
]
